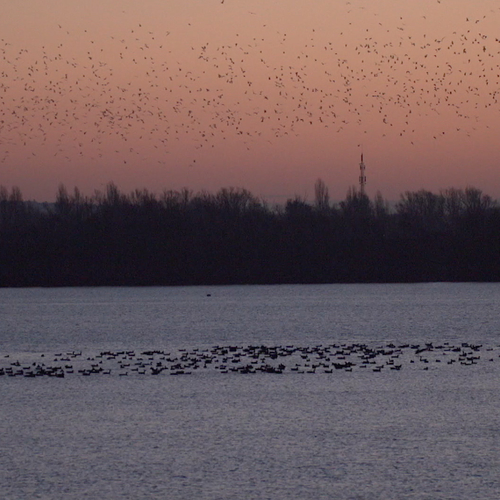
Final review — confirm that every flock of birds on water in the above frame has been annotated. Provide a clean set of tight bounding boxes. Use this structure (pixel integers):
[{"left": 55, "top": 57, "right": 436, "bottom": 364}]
[
  {"left": 1, "top": 1, "right": 500, "bottom": 167},
  {"left": 0, "top": 342, "right": 497, "bottom": 379}
]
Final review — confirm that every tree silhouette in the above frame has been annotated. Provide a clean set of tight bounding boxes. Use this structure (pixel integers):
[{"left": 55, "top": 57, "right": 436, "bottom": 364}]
[{"left": 1, "top": 182, "right": 499, "bottom": 286}]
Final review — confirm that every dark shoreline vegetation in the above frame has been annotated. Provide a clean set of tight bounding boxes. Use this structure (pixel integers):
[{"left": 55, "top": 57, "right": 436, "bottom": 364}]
[{"left": 1, "top": 181, "right": 499, "bottom": 286}]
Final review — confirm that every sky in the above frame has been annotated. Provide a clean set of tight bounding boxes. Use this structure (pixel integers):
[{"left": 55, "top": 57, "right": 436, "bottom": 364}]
[{"left": 1, "top": 0, "right": 500, "bottom": 202}]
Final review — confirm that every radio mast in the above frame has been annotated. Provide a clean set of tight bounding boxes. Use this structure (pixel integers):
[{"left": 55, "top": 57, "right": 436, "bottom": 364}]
[{"left": 359, "top": 153, "right": 366, "bottom": 195}]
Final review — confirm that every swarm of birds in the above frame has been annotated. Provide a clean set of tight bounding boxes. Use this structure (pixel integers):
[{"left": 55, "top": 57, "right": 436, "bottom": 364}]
[
  {"left": 0, "top": 342, "right": 497, "bottom": 378},
  {"left": 1, "top": 1, "right": 499, "bottom": 168}
]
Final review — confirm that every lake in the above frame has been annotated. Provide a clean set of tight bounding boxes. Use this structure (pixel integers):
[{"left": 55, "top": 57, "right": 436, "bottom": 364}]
[{"left": 1, "top": 283, "right": 499, "bottom": 499}]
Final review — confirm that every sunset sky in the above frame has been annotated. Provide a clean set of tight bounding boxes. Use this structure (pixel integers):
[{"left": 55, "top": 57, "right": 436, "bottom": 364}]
[{"left": 1, "top": 0, "right": 499, "bottom": 202}]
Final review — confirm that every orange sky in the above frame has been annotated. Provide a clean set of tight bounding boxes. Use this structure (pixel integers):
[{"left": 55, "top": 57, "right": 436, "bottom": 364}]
[{"left": 1, "top": 0, "right": 499, "bottom": 202}]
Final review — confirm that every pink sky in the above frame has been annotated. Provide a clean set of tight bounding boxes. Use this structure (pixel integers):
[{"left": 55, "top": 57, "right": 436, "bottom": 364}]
[{"left": 1, "top": 0, "right": 499, "bottom": 202}]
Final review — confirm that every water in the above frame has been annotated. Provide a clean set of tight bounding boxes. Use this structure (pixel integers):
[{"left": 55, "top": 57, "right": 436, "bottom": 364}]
[{"left": 1, "top": 283, "right": 499, "bottom": 499}]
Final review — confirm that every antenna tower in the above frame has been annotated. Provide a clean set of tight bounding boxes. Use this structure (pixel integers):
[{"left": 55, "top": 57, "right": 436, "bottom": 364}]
[{"left": 359, "top": 153, "right": 366, "bottom": 195}]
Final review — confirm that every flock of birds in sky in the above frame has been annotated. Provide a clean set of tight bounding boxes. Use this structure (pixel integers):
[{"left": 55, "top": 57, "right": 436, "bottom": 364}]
[{"left": 1, "top": 1, "right": 500, "bottom": 170}]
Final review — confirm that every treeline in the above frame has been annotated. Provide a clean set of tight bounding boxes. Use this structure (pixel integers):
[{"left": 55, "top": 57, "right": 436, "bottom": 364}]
[{"left": 1, "top": 180, "right": 500, "bottom": 286}]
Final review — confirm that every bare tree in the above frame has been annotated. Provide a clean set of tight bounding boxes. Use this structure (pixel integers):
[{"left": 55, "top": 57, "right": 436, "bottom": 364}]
[{"left": 314, "top": 178, "right": 330, "bottom": 212}]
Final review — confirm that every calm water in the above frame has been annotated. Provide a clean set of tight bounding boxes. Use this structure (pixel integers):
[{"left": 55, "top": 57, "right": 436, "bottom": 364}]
[{"left": 1, "top": 283, "right": 500, "bottom": 499}]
